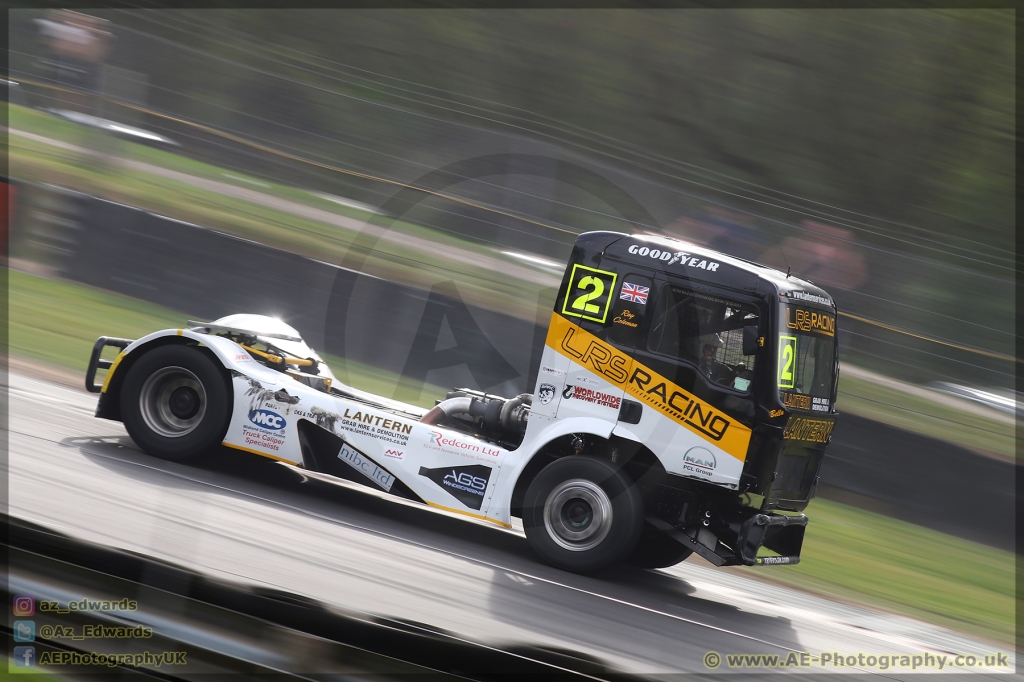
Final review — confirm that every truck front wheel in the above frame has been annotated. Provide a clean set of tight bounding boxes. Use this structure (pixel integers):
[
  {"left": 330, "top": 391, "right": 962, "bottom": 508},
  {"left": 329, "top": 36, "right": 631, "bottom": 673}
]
[{"left": 523, "top": 456, "right": 643, "bottom": 573}]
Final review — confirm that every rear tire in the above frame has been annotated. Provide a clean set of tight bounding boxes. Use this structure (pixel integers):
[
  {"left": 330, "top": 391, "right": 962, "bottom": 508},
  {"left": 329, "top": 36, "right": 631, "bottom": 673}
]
[
  {"left": 523, "top": 456, "right": 643, "bottom": 573},
  {"left": 120, "top": 345, "right": 231, "bottom": 461},
  {"left": 626, "top": 523, "right": 694, "bottom": 569}
]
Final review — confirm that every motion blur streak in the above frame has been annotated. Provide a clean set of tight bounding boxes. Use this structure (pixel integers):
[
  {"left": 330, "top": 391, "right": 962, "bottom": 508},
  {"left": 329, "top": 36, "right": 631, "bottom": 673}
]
[
  {"left": 11, "top": 76, "right": 1015, "bottom": 364},
  {"left": 106, "top": 10, "right": 1015, "bottom": 267},
  {"left": 12, "top": 76, "right": 580, "bottom": 237}
]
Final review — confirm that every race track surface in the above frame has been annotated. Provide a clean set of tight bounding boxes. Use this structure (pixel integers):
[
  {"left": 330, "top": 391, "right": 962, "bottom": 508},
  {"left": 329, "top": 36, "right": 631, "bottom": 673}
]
[{"left": 7, "top": 373, "right": 1014, "bottom": 677}]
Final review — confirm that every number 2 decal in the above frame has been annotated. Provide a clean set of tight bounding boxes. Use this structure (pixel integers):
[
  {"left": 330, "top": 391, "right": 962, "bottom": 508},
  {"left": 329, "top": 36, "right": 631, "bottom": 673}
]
[
  {"left": 571, "top": 276, "right": 605, "bottom": 314},
  {"left": 561, "top": 265, "right": 617, "bottom": 324},
  {"left": 778, "top": 335, "right": 797, "bottom": 389}
]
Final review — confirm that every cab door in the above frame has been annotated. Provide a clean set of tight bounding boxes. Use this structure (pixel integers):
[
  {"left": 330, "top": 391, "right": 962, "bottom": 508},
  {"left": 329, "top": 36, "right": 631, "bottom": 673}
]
[{"left": 623, "top": 273, "right": 762, "bottom": 486}]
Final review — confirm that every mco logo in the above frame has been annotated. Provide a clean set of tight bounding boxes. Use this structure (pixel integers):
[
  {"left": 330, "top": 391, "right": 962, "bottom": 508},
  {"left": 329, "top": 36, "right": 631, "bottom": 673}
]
[{"left": 249, "top": 409, "right": 286, "bottom": 430}]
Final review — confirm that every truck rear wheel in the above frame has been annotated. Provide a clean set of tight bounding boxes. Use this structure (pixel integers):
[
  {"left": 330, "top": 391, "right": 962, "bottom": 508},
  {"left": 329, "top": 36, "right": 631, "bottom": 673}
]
[
  {"left": 523, "top": 456, "right": 643, "bottom": 573},
  {"left": 120, "top": 345, "right": 231, "bottom": 462},
  {"left": 626, "top": 523, "right": 694, "bottom": 569}
]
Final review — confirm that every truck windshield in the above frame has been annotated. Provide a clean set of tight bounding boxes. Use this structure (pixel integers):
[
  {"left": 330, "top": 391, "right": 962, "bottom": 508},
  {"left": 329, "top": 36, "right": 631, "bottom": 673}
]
[{"left": 777, "top": 304, "right": 836, "bottom": 405}]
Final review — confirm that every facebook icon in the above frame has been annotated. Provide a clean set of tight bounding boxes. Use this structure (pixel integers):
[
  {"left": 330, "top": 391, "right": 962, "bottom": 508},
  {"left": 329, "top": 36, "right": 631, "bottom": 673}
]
[{"left": 13, "top": 646, "right": 35, "bottom": 667}]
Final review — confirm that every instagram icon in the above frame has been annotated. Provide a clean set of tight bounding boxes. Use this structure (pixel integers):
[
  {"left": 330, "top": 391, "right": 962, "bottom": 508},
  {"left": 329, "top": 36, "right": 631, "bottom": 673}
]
[{"left": 13, "top": 595, "right": 34, "bottom": 617}]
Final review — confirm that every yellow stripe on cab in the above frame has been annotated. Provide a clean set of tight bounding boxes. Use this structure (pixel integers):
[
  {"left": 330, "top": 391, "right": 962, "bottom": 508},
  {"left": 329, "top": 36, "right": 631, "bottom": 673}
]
[{"left": 545, "top": 312, "right": 752, "bottom": 461}]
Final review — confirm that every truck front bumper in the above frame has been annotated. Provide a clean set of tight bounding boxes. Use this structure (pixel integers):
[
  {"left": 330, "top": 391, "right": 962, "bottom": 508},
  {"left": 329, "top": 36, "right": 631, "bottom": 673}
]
[{"left": 647, "top": 511, "right": 807, "bottom": 567}]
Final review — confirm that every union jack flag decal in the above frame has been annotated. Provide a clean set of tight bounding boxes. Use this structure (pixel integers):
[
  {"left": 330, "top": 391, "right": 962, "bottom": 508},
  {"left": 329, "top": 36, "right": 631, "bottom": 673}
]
[{"left": 620, "top": 282, "right": 649, "bottom": 305}]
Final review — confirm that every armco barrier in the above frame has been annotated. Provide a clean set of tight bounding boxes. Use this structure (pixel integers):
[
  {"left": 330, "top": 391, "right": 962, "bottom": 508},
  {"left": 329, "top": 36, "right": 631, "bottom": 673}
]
[{"left": 14, "top": 185, "right": 1016, "bottom": 551}]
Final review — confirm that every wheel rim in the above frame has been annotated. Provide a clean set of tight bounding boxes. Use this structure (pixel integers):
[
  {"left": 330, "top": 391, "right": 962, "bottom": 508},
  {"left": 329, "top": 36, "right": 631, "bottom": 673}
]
[
  {"left": 543, "top": 478, "right": 613, "bottom": 552},
  {"left": 139, "top": 366, "right": 207, "bottom": 438}
]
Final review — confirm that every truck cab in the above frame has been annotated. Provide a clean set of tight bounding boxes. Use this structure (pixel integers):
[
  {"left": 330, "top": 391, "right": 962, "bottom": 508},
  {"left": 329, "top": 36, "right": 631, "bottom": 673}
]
[{"left": 513, "top": 231, "right": 839, "bottom": 568}]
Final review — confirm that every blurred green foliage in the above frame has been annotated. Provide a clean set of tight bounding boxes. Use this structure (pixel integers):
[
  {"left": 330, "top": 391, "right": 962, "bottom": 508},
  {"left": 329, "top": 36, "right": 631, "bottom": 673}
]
[
  {"left": 9, "top": 9, "right": 1015, "bottom": 387},
  {"left": 108, "top": 9, "right": 1012, "bottom": 249}
]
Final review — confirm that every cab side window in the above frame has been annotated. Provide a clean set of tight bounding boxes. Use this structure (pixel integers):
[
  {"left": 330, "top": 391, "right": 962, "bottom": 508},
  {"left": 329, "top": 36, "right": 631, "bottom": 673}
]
[{"left": 647, "top": 284, "right": 759, "bottom": 392}]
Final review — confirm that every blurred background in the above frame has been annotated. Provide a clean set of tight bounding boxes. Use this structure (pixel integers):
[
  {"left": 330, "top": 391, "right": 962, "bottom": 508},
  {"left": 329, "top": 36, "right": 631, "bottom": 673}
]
[
  {"left": 5, "top": 7, "right": 1017, "bottom": 657},
  {"left": 9, "top": 8, "right": 1015, "bottom": 380}
]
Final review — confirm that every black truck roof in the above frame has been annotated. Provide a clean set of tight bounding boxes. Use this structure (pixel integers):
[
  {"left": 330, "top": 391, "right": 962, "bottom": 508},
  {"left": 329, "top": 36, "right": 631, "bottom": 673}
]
[{"left": 573, "top": 231, "right": 836, "bottom": 310}]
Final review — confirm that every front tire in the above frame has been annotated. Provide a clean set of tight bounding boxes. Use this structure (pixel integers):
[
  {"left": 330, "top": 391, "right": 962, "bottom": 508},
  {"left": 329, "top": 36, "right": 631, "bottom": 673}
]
[
  {"left": 120, "top": 345, "right": 231, "bottom": 461},
  {"left": 626, "top": 523, "right": 694, "bottom": 569},
  {"left": 523, "top": 456, "right": 643, "bottom": 573}
]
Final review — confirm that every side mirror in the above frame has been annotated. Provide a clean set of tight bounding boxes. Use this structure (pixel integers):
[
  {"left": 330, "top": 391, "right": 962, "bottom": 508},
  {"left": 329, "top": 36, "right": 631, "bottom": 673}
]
[{"left": 742, "top": 326, "right": 760, "bottom": 356}]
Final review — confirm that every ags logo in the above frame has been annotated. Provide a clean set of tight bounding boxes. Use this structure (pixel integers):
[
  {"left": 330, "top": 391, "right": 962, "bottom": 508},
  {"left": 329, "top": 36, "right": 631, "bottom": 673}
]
[
  {"left": 249, "top": 409, "right": 286, "bottom": 430},
  {"left": 444, "top": 470, "right": 487, "bottom": 494},
  {"left": 418, "top": 464, "right": 492, "bottom": 510}
]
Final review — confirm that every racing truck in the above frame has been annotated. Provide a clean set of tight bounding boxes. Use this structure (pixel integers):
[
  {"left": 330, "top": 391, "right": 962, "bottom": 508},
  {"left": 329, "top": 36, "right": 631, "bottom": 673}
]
[{"left": 87, "top": 231, "right": 839, "bottom": 573}]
